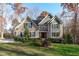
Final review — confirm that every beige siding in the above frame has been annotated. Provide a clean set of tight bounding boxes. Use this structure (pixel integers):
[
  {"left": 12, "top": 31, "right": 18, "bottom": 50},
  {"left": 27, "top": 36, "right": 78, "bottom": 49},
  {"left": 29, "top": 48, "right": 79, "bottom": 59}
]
[
  {"left": 50, "top": 18, "right": 63, "bottom": 38},
  {"left": 14, "top": 19, "right": 38, "bottom": 38},
  {"left": 29, "top": 25, "right": 36, "bottom": 32},
  {"left": 13, "top": 16, "right": 63, "bottom": 39},
  {"left": 14, "top": 24, "right": 24, "bottom": 36}
]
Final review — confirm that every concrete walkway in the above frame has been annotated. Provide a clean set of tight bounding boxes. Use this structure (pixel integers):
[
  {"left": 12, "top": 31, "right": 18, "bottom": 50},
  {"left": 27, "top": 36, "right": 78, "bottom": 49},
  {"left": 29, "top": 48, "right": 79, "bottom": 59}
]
[{"left": 0, "top": 39, "right": 15, "bottom": 43}]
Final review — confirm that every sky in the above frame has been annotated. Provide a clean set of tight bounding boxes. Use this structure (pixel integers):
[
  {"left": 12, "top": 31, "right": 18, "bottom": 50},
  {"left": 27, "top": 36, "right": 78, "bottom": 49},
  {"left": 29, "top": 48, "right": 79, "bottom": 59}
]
[
  {"left": 7, "top": 3, "right": 62, "bottom": 19},
  {"left": 24, "top": 3, "right": 62, "bottom": 16},
  {"left": 6, "top": 3, "right": 63, "bottom": 30}
]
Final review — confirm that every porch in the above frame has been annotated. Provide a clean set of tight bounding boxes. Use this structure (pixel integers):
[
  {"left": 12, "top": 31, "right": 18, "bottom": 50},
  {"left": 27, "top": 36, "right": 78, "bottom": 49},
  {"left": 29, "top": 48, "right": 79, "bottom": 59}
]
[{"left": 39, "top": 32, "right": 48, "bottom": 38}]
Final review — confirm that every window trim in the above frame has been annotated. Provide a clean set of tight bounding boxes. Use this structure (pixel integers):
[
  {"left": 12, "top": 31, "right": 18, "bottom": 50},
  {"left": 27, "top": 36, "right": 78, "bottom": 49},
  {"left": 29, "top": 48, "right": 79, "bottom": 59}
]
[
  {"left": 52, "top": 32, "right": 60, "bottom": 37},
  {"left": 52, "top": 24, "right": 59, "bottom": 29},
  {"left": 30, "top": 32, "right": 35, "bottom": 37}
]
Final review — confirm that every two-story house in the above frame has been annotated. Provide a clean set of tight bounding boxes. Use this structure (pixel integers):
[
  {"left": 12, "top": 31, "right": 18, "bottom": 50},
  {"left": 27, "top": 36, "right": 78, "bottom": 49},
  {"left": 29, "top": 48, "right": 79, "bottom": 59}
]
[{"left": 13, "top": 14, "right": 63, "bottom": 40}]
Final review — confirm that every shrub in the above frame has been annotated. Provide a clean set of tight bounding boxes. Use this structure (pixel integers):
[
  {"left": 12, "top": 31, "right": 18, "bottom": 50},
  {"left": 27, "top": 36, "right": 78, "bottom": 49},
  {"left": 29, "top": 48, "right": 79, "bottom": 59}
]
[
  {"left": 27, "top": 38, "right": 44, "bottom": 47},
  {"left": 23, "top": 26, "right": 30, "bottom": 40},
  {"left": 13, "top": 25, "right": 30, "bottom": 43},
  {"left": 63, "top": 34, "right": 73, "bottom": 44},
  {"left": 48, "top": 38, "right": 62, "bottom": 43},
  {"left": 4, "top": 33, "right": 14, "bottom": 39},
  {"left": 28, "top": 42, "right": 41, "bottom": 47},
  {"left": 13, "top": 36, "right": 19, "bottom": 42}
]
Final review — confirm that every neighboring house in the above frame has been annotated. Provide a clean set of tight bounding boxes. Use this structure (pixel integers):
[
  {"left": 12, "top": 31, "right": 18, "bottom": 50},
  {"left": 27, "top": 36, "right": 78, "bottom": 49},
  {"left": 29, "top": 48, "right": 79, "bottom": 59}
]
[{"left": 13, "top": 14, "right": 63, "bottom": 39}]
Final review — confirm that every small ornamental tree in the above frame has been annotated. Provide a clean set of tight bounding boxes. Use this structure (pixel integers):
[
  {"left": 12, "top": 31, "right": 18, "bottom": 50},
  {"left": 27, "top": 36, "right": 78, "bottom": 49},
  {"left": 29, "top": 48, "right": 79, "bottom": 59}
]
[
  {"left": 23, "top": 25, "right": 30, "bottom": 42},
  {"left": 14, "top": 24, "right": 30, "bottom": 43}
]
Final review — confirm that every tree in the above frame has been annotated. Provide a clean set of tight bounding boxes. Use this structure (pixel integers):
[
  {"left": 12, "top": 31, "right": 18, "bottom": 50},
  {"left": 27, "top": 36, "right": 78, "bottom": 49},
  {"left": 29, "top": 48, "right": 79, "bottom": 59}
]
[
  {"left": 23, "top": 24, "right": 30, "bottom": 42},
  {"left": 40, "top": 11, "right": 49, "bottom": 17},
  {"left": 9, "top": 3, "right": 28, "bottom": 32},
  {"left": 0, "top": 16, "right": 6, "bottom": 39},
  {"left": 36, "top": 11, "right": 52, "bottom": 21},
  {"left": 27, "top": 7, "right": 41, "bottom": 20},
  {"left": 0, "top": 3, "right": 7, "bottom": 39},
  {"left": 10, "top": 3, "right": 27, "bottom": 15},
  {"left": 22, "top": 16, "right": 31, "bottom": 43},
  {"left": 61, "top": 3, "right": 79, "bottom": 44},
  {"left": 12, "top": 18, "right": 20, "bottom": 28}
]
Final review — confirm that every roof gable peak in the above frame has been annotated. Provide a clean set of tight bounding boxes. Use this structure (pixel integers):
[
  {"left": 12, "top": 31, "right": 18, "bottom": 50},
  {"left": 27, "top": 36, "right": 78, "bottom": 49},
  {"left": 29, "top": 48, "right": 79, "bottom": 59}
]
[{"left": 38, "top": 15, "right": 51, "bottom": 25}]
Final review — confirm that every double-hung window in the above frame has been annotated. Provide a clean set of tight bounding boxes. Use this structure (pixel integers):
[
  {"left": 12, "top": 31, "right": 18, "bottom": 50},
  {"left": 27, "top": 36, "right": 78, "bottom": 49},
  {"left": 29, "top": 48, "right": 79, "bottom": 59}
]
[
  {"left": 30, "top": 32, "right": 35, "bottom": 37},
  {"left": 52, "top": 24, "right": 59, "bottom": 29},
  {"left": 52, "top": 32, "right": 60, "bottom": 37}
]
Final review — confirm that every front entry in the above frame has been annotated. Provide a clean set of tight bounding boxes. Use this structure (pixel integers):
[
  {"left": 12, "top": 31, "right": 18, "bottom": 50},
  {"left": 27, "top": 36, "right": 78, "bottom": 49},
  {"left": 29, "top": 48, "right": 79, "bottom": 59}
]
[{"left": 40, "top": 32, "right": 47, "bottom": 38}]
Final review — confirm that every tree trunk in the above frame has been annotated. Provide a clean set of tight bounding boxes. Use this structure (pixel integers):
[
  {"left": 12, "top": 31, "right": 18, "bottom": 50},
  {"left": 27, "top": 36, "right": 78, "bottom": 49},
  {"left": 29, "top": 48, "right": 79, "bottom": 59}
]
[
  {"left": 73, "top": 12, "right": 77, "bottom": 44},
  {"left": 41, "top": 38, "right": 49, "bottom": 48}
]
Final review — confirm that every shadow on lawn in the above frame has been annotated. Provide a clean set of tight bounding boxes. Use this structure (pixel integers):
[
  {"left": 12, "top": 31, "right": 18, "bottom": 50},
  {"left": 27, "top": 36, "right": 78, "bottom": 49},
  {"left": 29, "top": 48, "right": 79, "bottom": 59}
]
[
  {"left": 0, "top": 46, "right": 44, "bottom": 56},
  {"left": 9, "top": 42, "right": 41, "bottom": 47},
  {"left": 0, "top": 43, "right": 79, "bottom": 56}
]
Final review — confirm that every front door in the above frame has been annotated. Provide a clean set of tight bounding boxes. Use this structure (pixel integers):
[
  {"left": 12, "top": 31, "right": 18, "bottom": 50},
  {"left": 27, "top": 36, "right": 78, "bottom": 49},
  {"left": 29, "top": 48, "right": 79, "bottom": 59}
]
[{"left": 40, "top": 32, "right": 47, "bottom": 38}]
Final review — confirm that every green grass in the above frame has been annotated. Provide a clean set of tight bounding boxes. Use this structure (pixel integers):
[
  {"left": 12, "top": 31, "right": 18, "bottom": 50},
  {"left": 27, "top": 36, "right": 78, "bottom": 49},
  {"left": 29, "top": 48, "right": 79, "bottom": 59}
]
[{"left": 0, "top": 42, "right": 79, "bottom": 56}]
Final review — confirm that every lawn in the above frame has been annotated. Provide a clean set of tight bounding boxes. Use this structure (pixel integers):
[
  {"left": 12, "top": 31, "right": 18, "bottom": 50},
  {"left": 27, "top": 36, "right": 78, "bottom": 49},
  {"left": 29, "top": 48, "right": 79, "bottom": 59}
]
[{"left": 0, "top": 42, "right": 79, "bottom": 56}]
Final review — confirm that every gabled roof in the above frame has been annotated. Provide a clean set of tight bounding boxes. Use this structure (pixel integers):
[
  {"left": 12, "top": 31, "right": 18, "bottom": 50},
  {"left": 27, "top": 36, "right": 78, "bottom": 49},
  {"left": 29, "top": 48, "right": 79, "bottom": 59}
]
[
  {"left": 14, "top": 16, "right": 38, "bottom": 30},
  {"left": 38, "top": 15, "right": 51, "bottom": 25},
  {"left": 33, "top": 13, "right": 53, "bottom": 26},
  {"left": 37, "top": 15, "right": 63, "bottom": 25},
  {"left": 54, "top": 16, "right": 63, "bottom": 24},
  {"left": 32, "top": 16, "right": 45, "bottom": 26},
  {"left": 14, "top": 15, "right": 63, "bottom": 30},
  {"left": 32, "top": 20, "right": 41, "bottom": 26}
]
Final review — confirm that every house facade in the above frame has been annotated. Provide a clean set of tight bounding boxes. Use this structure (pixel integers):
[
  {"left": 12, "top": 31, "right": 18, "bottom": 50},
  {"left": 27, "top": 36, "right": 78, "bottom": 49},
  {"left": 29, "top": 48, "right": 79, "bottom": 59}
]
[{"left": 13, "top": 15, "right": 63, "bottom": 39}]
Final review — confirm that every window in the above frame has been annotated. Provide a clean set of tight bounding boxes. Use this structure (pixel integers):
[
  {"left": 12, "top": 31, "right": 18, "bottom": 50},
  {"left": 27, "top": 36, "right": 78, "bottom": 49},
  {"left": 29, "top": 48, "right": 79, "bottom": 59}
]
[
  {"left": 24, "top": 22, "right": 32, "bottom": 28},
  {"left": 28, "top": 22, "right": 32, "bottom": 28},
  {"left": 39, "top": 25, "right": 48, "bottom": 31},
  {"left": 20, "top": 32, "right": 23, "bottom": 37},
  {"left": 15, "top": 32, "right": 16, "bottom": 35},
  {"left": 55, "top": 24, "right": 59, "bottom": 29},
  {"left": 30, "top": 32, "right": 35, "bottom": 37},
  {"left": 52, "top": 32, "right": 60, "bottom": 37},
  {"left": 52, "top": 24, "right": 59, "bottom": 29}
]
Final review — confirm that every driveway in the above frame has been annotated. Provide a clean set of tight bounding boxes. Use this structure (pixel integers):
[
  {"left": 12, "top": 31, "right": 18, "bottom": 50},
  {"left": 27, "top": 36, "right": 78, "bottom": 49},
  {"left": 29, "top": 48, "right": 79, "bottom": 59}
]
[{"left": 0, "top": 39, "right": 15, "bottom": 43}]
